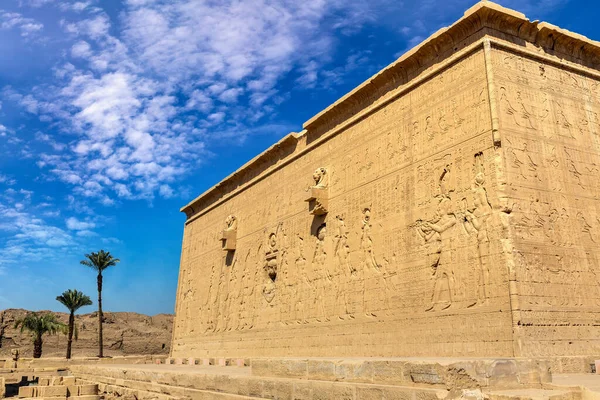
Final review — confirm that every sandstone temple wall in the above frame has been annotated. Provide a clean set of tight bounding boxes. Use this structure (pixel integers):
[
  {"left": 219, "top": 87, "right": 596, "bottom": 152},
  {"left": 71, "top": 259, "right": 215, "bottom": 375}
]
[
  {"left": 491, "top": 43, "right": 600, "bottom": 356},
  {"left": 171, "top": 47, "right": 517, "bottom": 358},
  {"left": 172, "top": 2, "right": 600, "bottom": 359}
]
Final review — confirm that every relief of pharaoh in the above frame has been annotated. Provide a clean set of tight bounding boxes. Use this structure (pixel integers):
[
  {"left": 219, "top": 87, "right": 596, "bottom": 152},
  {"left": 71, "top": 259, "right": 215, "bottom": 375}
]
[{"left": 416, "top": 195, "right": 457, "bottom": 312}]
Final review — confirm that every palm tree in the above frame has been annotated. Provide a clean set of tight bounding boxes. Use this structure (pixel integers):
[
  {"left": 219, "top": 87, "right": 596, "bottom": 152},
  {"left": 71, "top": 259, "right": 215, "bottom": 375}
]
[
  {"left": 56, "top": 289, "right": 93, "bottom": 359},
  {"left": 14, "top": 313, "right": 66, "bottom": 358},
  {"left": 80, "top": 250, "right": 120, "bottom": 357}
]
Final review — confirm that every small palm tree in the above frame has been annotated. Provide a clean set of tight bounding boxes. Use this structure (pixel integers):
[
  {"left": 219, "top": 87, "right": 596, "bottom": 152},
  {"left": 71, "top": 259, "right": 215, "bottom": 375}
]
[
  {"left": 56, "top": 289, "right": 93, "bottom": 359},
  {"left": 80, "top": 250, "right": 120, "bottom": 357},
  {"left": 14, "top": 313, "right": 66, "bottom": 358}
]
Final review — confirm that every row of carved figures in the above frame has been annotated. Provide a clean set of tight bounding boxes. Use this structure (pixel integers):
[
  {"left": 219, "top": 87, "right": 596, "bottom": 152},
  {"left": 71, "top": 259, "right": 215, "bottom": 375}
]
[{"left": 198, "top": 162, "right": 513, "bottom": 332}]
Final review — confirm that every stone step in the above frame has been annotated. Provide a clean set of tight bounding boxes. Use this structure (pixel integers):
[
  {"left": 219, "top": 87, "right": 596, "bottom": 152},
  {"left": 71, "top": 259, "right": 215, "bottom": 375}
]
[
  {"left": 250, "top": 357, "right": 552, "bottom": 390},
  {"left": 485, "top": 389, "right": 580, "bottom": 400},
  {"left": 19, "top": 385, "right": 68, "bottom": 398},
  {"left": 17, "top": 397, "right": 66, "bottom": 400},
  {"left": 72, "top": 368, "right": 449, "bottom": 400},
  {"left": 69, "top": 396, "right": 101, "bottom": 400}
]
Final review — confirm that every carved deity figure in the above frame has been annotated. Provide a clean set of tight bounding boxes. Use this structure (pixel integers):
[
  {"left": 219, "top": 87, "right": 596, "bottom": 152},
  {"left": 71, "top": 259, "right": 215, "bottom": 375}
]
[
  {"left": 334, "top": 215, "right": 353, "bottom": 276},
  {"left": 417, "top": 195, "right": 457, "bottom": 312},
  {"left": 361, "top": 208, "right": 380, "bottom": 272},
  {"left": 294, "top": 235, "right": 309, "bottom": 323},
  {"left": 310, "top": 224, "right": 329, "bottom": 321},
  {"left": 462, "top": 172, "right": 493, "bottom": 306},
  {"left": 361, "top": 208, "right": 389, "bottom": 317},
  {"left": 333, "top": 215, "right": 351, "bottom": 318}
]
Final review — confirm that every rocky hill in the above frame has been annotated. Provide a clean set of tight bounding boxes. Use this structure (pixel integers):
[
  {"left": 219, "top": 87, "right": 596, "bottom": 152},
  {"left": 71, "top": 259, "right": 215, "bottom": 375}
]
[{"left": 0, "top": 309, "right": 173, "bottom": 358}]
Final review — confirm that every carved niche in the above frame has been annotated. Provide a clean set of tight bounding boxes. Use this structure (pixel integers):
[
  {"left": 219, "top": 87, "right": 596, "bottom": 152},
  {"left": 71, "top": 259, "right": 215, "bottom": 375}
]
[
  {"left": 305, "top": 167, "right": 329, "bottom": 215},
  {"left": 220, "top": 215, "right": 238, "bottom": 251}
]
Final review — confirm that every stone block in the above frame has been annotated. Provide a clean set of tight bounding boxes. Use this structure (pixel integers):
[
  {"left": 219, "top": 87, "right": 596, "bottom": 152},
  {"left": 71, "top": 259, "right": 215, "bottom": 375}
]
[
  {"left": 308, "top": 360, "right": 336, "bottom": 381},
  {"left": 187, "top": 358, "right": 195, "bottom": 366},
  {"left": 234, "top": 359, "right": 245, "bottom": 367},
  {"left": 311, "top": 381, "right": 353, "bottom": 400},
  {"left": 370, "top": 361, "right": 407, "bottom": 385},
  {"left": 262, "top": 379, "right": 293, "bottom": 399},
  {"left": 594, "top": 360, "right": 600, "bottom": 374},
  {"left": 76, "top": 384, "right": 99, "bottom": 396},
  {"left": 174, "top": 358, "right": 183, "bottom": 365},
  {"left": 69, "top": 396, "right": 100, "bottom": 400},
  {"left": 18, "top": 386, "right": 35, "bottom": 398},
  {"left": 407, "top": 364, "right": 444, "bottom": 386},
  {"left": 252, "top": 359, "right": 307, "bottom": 379},
  {"left": 62, "top": 377, "right": 76, "bottom": 386},
  {"left": 51, "top": 376, "right": 63, "bottom": 386},
  {"left": 39, "top": 385, "right": 68, "bottom": 397},
  {"left": 487, "top": 360, "right": 520, "bottom": 389},
  {"left": 220, "top": 229, "right": 237, "bottom": 251},
  {"left": 335, "top": 361, "right": 373, "bottom": 383},
  {"left": 38, "top": 377, "right": 51, "bottom": 386},
  {"left": 0, "top": 377, "right": 5, "bottom": 399}
]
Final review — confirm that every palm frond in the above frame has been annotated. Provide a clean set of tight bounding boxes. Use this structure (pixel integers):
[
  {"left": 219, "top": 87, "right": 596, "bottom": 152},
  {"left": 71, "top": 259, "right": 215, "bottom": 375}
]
[
  {"left": 80, "top": 250, "right": 120, "bottom": 273},
  {"left": 56, "top": 289, "right": 93, "bottom": 313},
  {"left": 14, "top": 313, "right": 67, "bottom": 338}
]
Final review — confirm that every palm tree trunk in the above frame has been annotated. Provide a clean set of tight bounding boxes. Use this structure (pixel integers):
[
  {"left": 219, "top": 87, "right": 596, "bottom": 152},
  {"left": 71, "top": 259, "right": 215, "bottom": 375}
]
[
  {"left": 33, "top": 335, "right": 43, "bottom": 359},
  {"left": 97, "top": 272, "right": 104, "bottom": 358},
  {"left": 66, "top": 312, "right": 74, "bottom": 359}
]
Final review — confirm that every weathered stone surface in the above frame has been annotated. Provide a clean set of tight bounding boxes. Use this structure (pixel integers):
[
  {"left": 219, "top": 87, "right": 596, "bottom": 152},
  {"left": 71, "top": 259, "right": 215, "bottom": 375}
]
[
  {"left": 0, "top": 377, "right": 5, "bottom": 399},
  {"left": 170, "top": 1, "right": 600, "bottom": 360}
]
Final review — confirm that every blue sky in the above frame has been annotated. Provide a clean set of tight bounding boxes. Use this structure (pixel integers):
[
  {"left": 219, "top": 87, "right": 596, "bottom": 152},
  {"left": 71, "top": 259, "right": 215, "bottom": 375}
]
[{"left": 0, "top": 0, "right": 595, "bottom": 315}]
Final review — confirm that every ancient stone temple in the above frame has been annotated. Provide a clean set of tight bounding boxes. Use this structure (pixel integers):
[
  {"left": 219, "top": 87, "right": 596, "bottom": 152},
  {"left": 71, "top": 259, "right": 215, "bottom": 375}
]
[{"left": 172, "top": 1, "right": 600, "bottom": 359}]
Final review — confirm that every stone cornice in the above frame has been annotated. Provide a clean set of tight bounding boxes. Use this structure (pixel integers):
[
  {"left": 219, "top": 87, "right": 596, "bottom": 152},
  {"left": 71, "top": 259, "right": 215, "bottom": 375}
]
[
  {"left": 180, "top": 1, "right": 600, "bottom": 221},
  {"left": 180, "top": 131, "right": 303, "bottom": 218}
]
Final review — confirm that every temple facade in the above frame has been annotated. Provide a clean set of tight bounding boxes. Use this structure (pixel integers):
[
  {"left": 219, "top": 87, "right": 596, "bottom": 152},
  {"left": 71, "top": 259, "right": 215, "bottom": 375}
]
[{"left": 171, "top": 2, "right": 600, "bottom": 358}]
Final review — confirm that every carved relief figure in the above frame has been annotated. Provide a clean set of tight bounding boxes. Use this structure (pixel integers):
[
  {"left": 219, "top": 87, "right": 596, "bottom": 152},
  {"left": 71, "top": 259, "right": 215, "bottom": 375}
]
[
  {"left": 294, "top": 235, "right": 309, "bottom": 323},
  {"left": 417, "top": 195, "right": 457, "bottom": 311},
  {"left": 333, "top": 216, "right": 351, "bottom": 318},
  {"left": 361, "top": 208, "right": 389, "bottom": 317},
  {"left": 310, "top": 224, "right": 329, "bottom": 321},
  {"left": 500, "top": 87, "right": 536, "bottom": 130},
  {"left": 361, "top": 208, "right": 380, "bottom": 272},
  {"left": 462, "top": 172, "right": 493, "bottom": 306},
  {"left": 334, "top": 215, "right": 353, "bottom": 276}
]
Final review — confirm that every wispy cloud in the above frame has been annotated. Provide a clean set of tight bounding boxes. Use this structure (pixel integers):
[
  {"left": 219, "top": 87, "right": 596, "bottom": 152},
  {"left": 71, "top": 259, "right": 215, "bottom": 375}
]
[
  {"left": 0, "top": 10, "right": 44, "bottom": 37},
  {"left": 3, "top": 0, "right": 388, "bottom": 204}
]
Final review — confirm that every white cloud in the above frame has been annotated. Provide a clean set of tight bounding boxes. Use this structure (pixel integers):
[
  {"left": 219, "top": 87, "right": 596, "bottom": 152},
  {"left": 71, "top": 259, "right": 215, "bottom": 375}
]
[
  {"left": 71, "top": 40, "right": 92, "bottom": 58},
  {"left": 0, "top": 11, "right": 44, "bottom": 37},
  {"left": 0, "top": 189, "right": 80, "bottom": 267},
  {"left": 65, "top": 216, "right": 95, "bottom": 230}
]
